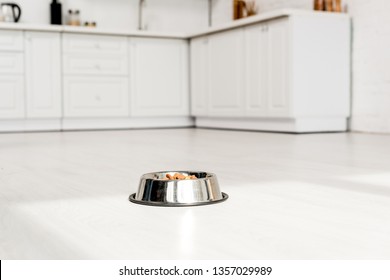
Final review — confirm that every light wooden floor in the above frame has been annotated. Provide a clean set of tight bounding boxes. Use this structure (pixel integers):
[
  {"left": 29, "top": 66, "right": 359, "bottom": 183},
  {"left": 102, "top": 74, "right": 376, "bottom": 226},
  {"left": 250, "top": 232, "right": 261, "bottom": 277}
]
[{"left": 1, "top": 128, "right": 390, "bottom": 259}]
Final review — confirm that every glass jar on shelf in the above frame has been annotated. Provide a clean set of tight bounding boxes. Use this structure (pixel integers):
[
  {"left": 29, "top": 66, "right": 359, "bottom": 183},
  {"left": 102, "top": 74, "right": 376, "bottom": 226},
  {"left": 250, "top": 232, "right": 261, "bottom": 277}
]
[{"left": 68, "top": 9, "right": 81, "bottom": 26}]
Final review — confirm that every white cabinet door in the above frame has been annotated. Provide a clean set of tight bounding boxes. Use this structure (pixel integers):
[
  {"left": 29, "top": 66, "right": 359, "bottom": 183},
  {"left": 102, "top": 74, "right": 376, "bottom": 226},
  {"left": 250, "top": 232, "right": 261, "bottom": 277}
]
[
  {"left": 244, "top": 24, "right": 269, "bottom": 117},
  {"left": 0, "top": 75, "right": 24, "bottom": 119},
  {"left": 190, "top": 36, "right": 209, "bottom": 116},
  {"left": 62, "top": 34, "right": 127, "bottom": 55},
  {"left": 208, "top": 28, "right": 245, "bottom": 116},
  {"left": 0, "top": 53, "right": 23, "bottom": 74},
  {"left": 129, "top": 38, "right": 189, "bottom": 117},
  {"left": 63, "top": 54, "right": 128, "bottom": 76},
  {"left": 0, "top": 30, "right": 23, "bottom": 51},
  {"left": 25, "top": 32, "right": 61, "bottom": 118},
  {"left": 63, "top": 76, "right": 129, "bottom": 118},
  {"left": 267, "top": 19, "right": 291, "bottom": 117}
]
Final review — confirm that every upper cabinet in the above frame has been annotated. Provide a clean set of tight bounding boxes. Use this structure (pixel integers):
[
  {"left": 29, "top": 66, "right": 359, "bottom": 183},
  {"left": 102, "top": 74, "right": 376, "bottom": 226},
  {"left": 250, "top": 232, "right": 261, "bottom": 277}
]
[
  {"left": 129, "top": 37, "right": 189, "bottom": 117},
  {"left": 25, "top": 32, "right": 62, "bottom": 118}
]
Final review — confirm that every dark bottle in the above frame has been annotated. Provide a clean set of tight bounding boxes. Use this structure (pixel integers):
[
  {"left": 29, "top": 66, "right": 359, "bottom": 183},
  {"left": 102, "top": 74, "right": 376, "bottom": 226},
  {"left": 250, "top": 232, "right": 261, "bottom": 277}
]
[{"left": 50, "top": 0, "right": 62, "bottom": 25}]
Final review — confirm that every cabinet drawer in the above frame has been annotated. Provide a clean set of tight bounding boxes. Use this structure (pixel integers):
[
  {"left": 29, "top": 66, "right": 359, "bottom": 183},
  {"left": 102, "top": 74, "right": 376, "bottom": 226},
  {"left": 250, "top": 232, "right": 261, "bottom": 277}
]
[
  {"left": 0, "top": 53, "right": 23, "bottom": 74},
  {"left": 0, "top": 30, "right": 23, "bottom": 51},
  {"left": 63, "top": 54, "right": 128, "bottom": 75},
  {"left": 63, "top": 76, "right": 129, "bottom": 117},
  {"left": 62, "top": 34, "right": 127, "bottom": 55},
  {"left": 0, "top": 75, "right": 24, "bottom": 119}
]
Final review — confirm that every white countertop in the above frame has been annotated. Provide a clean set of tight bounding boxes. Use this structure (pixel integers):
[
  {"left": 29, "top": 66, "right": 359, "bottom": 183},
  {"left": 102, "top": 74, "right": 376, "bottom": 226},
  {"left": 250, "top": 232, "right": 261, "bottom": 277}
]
[
  {"left": 1, "top": 129, "right": 389, "bottom": 259},
  {"left": 0, "top": 9, "right": 350, "bottom": 39},
  {"left": 0, "top": 22, "right": 188, "bottom": 39}
]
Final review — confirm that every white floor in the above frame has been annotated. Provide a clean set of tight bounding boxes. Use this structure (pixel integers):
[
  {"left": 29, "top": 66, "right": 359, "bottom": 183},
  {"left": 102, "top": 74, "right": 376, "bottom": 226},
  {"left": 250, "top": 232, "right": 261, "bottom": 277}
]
[{"left": 1, "top": 128, "right": 390, "bottom": 259}]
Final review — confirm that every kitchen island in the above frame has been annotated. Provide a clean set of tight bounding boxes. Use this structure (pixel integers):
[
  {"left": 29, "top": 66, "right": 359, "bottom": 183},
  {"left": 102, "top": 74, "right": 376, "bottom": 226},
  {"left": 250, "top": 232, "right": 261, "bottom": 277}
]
[{"left": 1, "top": 129, "right": 389, "bottom": 259}]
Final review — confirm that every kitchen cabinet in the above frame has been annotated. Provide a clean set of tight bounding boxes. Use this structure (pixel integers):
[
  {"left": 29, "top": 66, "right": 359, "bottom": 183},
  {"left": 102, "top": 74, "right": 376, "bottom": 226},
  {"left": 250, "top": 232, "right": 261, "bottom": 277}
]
[
  {"left": 244, "top": 18, "right": 290, "bottom": 117},
  {"left": 63, "top": 54, "right": 128, "bottom": 76},
  {"left": 62, "top": 33, "right": 127, "bottom": 55},
  {"left": 129, "top": 38, "right": 189, "bottom": 116},
  {"left": 63, "top": 33, "right": 129, "bottom": 118},
  {"left": 25, "top": 32, "right": 62, "bottom": 118},
  {"left": 0, "top": 75, "right": 24, "bottom": 119},
  {"left": 0, "top": 30, "right": 24, "bottom": 120},
  {"left": 0, "top": 53, "right": 24, "bottom": 74},
  {"left": 0, "top": 30, "right": 23, "bottom": 51},
  {"left": 190, "top": 36, "right": 208, "bottom": 116},
  {"left": 244, "top": 23, "right": 268, "bottom": 117},
  {"left": 63, "top": 76, "right": 129, "bottom": 117},
  {"left": 192, "top": 14, "right": 350, "bottom": 132},
  {"left": 192, "top": 20, "right": 289, "bottom": 119},
  {"left": 267, "top": 19, "right": 290, "bottom": 117},
  {"left": 0, "top": 9, "right": 350, "bottom": 132},
  {"left": 208, "top": 28, "right": 245, "bottom": 116}
]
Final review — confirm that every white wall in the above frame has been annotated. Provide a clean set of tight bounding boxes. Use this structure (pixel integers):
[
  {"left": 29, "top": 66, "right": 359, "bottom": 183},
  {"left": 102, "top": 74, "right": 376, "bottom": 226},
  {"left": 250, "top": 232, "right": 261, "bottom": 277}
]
[{"left": 12, "top": 0, "right": 208, "bottom": 32}]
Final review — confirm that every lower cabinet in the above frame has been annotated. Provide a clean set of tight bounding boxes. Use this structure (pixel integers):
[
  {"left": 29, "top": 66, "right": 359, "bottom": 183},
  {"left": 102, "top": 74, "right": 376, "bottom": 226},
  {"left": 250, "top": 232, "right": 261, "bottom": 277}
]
[
  {"left": 63, "top": 76, "right": 129, "bottom": 117},
  {"left": 191, "top": 15, "right": 350, "bottom": 132},
  {"left": 208, "top": 28, "right": 245, "bottom": 116},
  {"left": 0, "top": 75, "right": 24, "bottom": 119},
  {"left": 190, "top": 36, "right": 209, "bottom": 116},
  {"left": 0, "top": 30, "right": 24, "bottom": 120},
  {"left": 191, "top": 19, "right": 291, "bottom": 119},
  {"left": 129, "top": 37, "right": 189, "bottom": 117},
  {"left": 25, "top": 32, "right": 62, "bottom": 118},
  {"left": 244, "top": 18, "right": 290, "bottom": 118}
]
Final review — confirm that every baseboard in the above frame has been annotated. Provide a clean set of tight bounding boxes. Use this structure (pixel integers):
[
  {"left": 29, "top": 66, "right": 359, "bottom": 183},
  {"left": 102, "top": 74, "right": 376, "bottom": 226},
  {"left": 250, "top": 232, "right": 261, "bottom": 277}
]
[
  {"left": 0, "top": 119, "right": 61, "bottom": 133},
  {"left": 195, "top": 117, "right": 348, "bottom": 133},
  {"left": 0, "top": 116, "right": 346, "bottom": 133},
  {"left": 61, "top": 117, "right": 195, "bottom": 130}
]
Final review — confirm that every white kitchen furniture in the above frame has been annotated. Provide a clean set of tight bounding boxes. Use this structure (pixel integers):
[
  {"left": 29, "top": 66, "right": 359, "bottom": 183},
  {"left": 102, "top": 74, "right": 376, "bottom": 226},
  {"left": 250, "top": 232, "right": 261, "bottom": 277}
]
[
  {"left": 62, "top": 34, "right": 130, "bottom": 118},
  {"left": 0, "top": 9, "right": 351, "bottom": 133},
  {"left": 191, "top": 12, "right": 351, "bottom": 132},
  {"left": 0, "top": 30, "right": 24, "bottom": 120},
  {"left": 129, "top": 37, "right": 189, "bottom": 117},
  {"left": 25, "top": 32, "right": 61, "bottom": 121}
]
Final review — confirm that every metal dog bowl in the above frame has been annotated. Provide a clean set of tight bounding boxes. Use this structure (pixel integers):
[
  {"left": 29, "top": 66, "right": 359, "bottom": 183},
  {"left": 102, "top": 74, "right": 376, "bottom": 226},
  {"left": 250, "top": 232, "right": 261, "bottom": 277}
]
[{"left": 129, "top": 171, "right": 228, "bottom": 207}]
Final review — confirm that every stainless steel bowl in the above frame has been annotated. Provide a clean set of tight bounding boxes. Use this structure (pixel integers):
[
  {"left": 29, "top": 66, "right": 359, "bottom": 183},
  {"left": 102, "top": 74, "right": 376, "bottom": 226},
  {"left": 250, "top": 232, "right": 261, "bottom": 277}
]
[{"left": 129, "top": 171, "right": 228, "bottom": 207}]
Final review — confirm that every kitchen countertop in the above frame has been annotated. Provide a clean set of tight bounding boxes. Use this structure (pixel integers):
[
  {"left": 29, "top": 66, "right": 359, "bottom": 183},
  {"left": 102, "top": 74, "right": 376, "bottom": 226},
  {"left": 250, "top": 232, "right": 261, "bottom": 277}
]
[
  {"left": 1, "top": 129, "right": 389, "bottom": 259},
  {"left": 0, "top": 22, "right": 189, "bottom": 39},
  {"left": 0, "top": 9, "right": 350, "bottom": 39}
]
